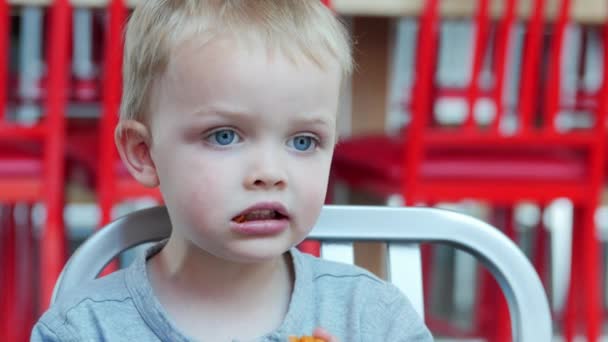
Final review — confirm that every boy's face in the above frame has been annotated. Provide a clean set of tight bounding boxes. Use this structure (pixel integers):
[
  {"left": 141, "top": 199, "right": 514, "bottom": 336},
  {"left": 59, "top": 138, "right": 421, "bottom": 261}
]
[{"left": 146, "top": 37, "right": 342, "bottom": 262}]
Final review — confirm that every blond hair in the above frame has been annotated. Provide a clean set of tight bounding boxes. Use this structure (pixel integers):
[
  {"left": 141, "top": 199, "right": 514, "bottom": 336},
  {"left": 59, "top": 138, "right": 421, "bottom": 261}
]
[{"left": 120, "top": 0, "right": 353, "bottom": 122}]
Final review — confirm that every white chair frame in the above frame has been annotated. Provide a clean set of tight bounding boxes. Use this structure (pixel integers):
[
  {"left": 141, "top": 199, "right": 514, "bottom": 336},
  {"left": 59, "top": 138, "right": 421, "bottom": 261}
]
[{"left": 52, "top": 205, "right": 552, "bottom": 342}]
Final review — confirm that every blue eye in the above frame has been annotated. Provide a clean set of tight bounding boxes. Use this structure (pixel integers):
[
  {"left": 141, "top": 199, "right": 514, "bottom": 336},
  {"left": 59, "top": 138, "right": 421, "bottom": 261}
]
[
  {"left": 288, "top": 135, "right": 316, "bottom": 151},
  {"left": 207, "top": 129, "right": 240, "bottom": 146}
]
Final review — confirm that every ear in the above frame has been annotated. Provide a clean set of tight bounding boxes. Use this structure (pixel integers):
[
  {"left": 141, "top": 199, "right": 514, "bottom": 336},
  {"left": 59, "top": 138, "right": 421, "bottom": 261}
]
[{"left": 114, "top": 120, "right": 159, "bottom": 188}]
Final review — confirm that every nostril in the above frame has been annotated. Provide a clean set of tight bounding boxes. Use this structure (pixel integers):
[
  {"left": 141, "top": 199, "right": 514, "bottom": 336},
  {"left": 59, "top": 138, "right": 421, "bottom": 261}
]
[{"left": 249, "top": 177, "right": 285, "bottom": 188}]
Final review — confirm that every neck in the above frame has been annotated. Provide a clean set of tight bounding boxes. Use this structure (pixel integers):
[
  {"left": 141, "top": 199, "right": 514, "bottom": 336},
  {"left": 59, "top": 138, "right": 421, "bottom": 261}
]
[
  {"left": 146, "top": 237, "right": 294, "bottom": 340},
  {"left": 147, "top": 236, "right": 294, "bottom": 313}
]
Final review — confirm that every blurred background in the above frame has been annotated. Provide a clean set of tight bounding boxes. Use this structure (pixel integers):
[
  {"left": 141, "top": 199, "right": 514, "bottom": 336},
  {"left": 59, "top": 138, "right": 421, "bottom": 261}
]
[{"left": 0, "top": 0, "right": 607, "bottom": 341}]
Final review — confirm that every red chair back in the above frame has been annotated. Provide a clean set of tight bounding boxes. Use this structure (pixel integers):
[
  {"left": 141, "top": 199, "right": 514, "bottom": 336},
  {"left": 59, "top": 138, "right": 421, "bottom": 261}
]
[
  {"left": 404, "top": 0, "right": 608, "bottom": 204},
  {"left": 0, "top": 0, "right": 70, "bottom": 313}
]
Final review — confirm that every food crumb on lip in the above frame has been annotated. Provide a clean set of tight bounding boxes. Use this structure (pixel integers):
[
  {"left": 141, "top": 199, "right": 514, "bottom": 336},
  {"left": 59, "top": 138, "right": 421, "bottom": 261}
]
[{"left": 232, "top": 209, "right": 288, "bottom": 223}]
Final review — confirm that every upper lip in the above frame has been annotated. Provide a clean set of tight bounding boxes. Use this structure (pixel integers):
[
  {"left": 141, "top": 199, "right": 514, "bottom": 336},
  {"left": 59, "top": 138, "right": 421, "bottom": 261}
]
[{"left": 233, "top": 202, "right": 289, "bottom": 220}]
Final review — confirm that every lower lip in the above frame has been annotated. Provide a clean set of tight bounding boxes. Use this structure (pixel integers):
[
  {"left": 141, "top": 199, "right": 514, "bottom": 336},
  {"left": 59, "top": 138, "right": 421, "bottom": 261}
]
[{"left": 230, "top": 219, "right": 289, "bottom": 236}]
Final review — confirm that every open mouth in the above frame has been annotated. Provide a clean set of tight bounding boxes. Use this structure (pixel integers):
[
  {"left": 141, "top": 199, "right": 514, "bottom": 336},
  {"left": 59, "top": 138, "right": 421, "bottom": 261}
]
[{"left": 232, "top": 209, "right": 288, "bottom": 223}]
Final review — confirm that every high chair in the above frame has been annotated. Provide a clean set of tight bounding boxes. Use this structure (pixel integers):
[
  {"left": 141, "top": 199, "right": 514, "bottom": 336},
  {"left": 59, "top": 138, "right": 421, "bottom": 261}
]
[
  {"left": 50, "top": 205, "right": 552, "bottom": 341},
  {"left": 0, "top": 0, "right": 71, "bottom": 339},
  {"left": 331, "top": 0, "right": 607, "bottom": 341}
]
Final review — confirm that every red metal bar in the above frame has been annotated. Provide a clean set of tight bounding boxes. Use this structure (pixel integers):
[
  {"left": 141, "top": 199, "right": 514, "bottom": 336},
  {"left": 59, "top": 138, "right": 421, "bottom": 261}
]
[
  {"left": 0, "top": 0, "right": 7, "bottom": 122},
  {"left": 40, "top": 0, "right": 70, "bottom": 310},
  {"left": 97, "top": 0, "right": 127, "bottom": 275},
  {"left": 474, "top": 207, "right": 515, "bottom": 340},
  {"left": 0, "top": 205, "right": 17, "bottom": 340},
  {"left": 417, "top": 180, "right": 589, "bottom": 204},
  {"left": 404, "top": 0, "right": 439, "bottom": 205},
  {"left": 464, "top": 0, "right": 490, "bottom": 131},
  {"left": 491, "top": 0, "right": 516, "bottom": 133},
  {"left": 20, "top": 204, "right": 36, "bottom": 339},
  {"left": 424, "top": 130, "right": 598, "bottom": 147},
  {"left": 0, "top": 179, "right": 42, "bottom": 202},
  {"left": 544, "top": 0, "right": 571, "bottom": 133},
  {"left": 517, "top": 0, "right": 546, "bottom": 134},
  {"left": 497, "top": 207, "right": 515, "bottom": 342},
  {"left": 488, "top": 207, "right": 516, "bottom": 342},
  {"left": 572, "top": 11, "right": 608, "bottom": 342},
  {"left": 580, "top": 201, "right": 601, "bottom": 341},
  {"left": 98, "top": 0, "right": 127, "bottom": 229},
  {"left": 596, "top": 16, "right": 608, "bottom": 135},
  {"left": 563, "top": 207, "right": 584, "bottom": 341},
  {"left": 0, "top": 124, "right": 46, "bottom": 141},
  {"left": 532, "top": 207, "right": 549, "bottom": 288}
]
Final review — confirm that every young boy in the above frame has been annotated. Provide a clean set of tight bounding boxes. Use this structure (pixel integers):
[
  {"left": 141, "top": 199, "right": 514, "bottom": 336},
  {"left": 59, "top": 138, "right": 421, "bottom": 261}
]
[{"left": 32, "top": 1, "right": 432, "bottom": 341}]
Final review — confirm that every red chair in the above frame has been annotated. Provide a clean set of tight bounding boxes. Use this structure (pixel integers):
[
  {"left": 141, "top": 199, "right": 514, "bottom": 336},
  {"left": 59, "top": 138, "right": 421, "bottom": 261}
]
[
  {"left": 0, "top": 0, "right": 71, "bottom": 338},
  {"left": 332, "top": 0, "right": 607, "bottom": 341},
  {"left": 65, "top": 1, "right": 162, "bottom": 237}
]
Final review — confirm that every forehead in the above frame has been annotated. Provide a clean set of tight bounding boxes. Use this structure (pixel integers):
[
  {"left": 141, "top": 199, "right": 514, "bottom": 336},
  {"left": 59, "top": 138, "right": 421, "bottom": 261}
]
[{"left": 152, "top": 35, "right": 342, "bottom": 118}]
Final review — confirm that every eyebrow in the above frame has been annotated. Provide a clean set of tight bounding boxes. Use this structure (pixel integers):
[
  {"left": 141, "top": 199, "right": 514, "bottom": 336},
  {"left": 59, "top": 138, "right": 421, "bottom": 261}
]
[
  {"left": 289, "top": 117, "right": 335, "bottom": 129},
  {"left": 189, "top": 107, "right": 252, "bottom": 118},
  {"left": 190, "top": 107, "right": 335, "bottom": 128}
]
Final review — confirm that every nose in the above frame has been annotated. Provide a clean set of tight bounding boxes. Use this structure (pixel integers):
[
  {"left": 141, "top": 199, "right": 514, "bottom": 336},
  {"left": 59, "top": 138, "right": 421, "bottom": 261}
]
[{"left": 244, "top": 148, "right": 287, "bottom": 190}]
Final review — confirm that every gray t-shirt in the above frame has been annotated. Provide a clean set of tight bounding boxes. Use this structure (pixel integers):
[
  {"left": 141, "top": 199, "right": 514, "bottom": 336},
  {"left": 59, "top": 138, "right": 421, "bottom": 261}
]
[{"left": 32, "top": 244, "right": 433, "bottom": 341}]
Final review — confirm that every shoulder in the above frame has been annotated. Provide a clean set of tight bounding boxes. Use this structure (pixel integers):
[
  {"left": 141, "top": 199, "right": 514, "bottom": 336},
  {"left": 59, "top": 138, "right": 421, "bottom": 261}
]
[
  {"left": 309, "top": 254, "right": 409, "bottom": 310},
  {"left": 292, "top": 250, "right": 433, "bottom": 341},
  {"left": 294, "top": 249, "right": 405, "bottom": 311},
  {"left": 296, "top": 249, "right": 384, "bottom": 285},
  {"left": 45, "top": 268, "right": 132, "bottom": 318},
  {"left": 33, "top": 269, "right": 138, "bottom": 341}
]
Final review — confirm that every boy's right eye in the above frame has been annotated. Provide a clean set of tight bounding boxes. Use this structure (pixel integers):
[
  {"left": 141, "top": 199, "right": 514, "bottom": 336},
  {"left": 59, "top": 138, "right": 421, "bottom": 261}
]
[{"left": 205, "top": 128, "right": 242, "bottom": 146}]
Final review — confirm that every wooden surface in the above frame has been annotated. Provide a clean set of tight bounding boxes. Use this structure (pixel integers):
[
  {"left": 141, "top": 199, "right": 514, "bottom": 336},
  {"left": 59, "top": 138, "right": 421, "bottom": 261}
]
[
  {"left": 8, "top": 0, "right": 139, "bottom": 7},
  {"left": 333, "top": 0, "right": 608, "bottom": 23},
  {"left": 8, "top": 0, "right": 608, "bottom": 23},
  {"left": 346, "top": 18, "right": 392, "bottom": 277},
  {"left": 350, "top": 17, "right": 390, "bottom": 135}
]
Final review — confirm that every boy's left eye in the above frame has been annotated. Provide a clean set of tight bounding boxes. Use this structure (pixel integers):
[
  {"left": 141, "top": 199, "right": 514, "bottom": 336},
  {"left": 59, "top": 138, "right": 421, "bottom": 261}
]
[{"left": 287, "top": 135, "right": 317, "bottom": 151}]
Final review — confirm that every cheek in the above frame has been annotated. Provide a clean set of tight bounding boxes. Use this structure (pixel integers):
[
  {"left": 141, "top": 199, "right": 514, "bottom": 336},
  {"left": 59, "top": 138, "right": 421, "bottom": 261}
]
[
  {"left": 292, "top": 158, "right": 331, "bottom": 229},
  {"left": 177, "top": 167, "right": 229, "bottom": 207},
  {"left": 159, "top": 150, "right": 233, "bottom": 218},
  {"left": 169, "top": 169, "right": 231, "bottom": 238}
]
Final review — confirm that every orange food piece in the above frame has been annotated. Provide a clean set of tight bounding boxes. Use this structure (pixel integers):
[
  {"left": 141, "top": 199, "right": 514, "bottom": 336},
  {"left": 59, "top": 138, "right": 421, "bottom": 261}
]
[
  {"left": 287, "top": 336, "right": 324, "bottom": 342},
  {"left": 234, "top": 215, "right": 246, "bottom": 223}
]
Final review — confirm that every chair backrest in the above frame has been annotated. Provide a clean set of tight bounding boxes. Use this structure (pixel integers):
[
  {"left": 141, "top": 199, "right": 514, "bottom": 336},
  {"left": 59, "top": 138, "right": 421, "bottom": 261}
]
[
  {"left": 402, "top": 0, "right": 608, "bottom": 207},
  {"left": 410, "top": 0, "right": 608, "bottom": 138},
  {"left": 52, "top": 205, "right": 551, "bottom": 342},
  {"left": 0, "top": 1, "right": 69, "bottom": 139}
]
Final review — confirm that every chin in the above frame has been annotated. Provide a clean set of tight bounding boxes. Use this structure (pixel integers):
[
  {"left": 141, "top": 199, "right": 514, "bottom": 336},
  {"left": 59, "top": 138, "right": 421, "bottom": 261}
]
[{"left": 224, "top": 242, "right": 293, "bottom": 263}]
